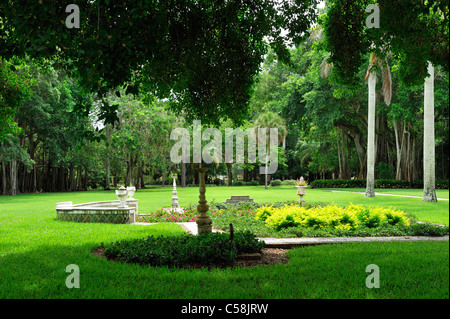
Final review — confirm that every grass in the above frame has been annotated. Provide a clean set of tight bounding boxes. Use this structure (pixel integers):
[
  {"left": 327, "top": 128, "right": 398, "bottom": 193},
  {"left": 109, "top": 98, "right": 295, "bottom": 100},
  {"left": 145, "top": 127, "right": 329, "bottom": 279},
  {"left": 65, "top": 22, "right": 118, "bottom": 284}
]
[
  {"left": 0, "top": 186, "right": 448, "bottom": 298},
  {"left": 3, "top": 185, "right": 445, "bottom": 224}
]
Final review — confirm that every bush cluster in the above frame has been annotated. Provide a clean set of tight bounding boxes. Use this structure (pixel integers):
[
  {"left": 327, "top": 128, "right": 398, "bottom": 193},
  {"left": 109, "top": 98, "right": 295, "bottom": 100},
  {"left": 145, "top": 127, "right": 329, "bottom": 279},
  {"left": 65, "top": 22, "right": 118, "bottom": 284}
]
[
  {"left": 269, "top": 179, "right": 301, "bottom": 186},
  {"left": 232, "top": 180, "right": 260, "bottom": 186},
  {"left": 103, "top": 231, "right": 265, "bottom": 268},
  {"left": 255, "top": 203, "right": 410, "bottom": 231},
  {"left": 309, "top": 179, "right": 449, "bottom": 189}
]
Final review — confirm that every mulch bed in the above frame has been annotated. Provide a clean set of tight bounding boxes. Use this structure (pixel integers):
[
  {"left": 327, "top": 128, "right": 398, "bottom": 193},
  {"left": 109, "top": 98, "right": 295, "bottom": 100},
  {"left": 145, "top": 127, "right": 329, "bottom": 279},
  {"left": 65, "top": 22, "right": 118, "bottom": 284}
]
[
  {"left": 91, "top": 247, "right": 290, "bottom": 268},
  {"left": 234, "top": 248, "right": 290, "bottom": 267}
]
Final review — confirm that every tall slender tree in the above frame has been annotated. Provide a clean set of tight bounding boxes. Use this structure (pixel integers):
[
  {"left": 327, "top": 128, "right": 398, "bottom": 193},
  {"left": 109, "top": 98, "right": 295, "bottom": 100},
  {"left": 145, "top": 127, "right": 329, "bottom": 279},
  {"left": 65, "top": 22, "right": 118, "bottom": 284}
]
[
  {"left": 423, "top": 62, "right": 437, "bottom": 202},
  {"left": 254, "top": 111, "right": 287, "bottom": 189}
]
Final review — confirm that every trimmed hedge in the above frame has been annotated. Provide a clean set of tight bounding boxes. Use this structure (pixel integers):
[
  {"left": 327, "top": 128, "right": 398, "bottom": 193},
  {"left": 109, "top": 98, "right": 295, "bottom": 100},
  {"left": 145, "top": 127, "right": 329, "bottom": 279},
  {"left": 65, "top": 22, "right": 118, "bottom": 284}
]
[
  {"left": 232, "top": 180, "right": 259, "bottom": 186},
  {"left": 309, "top": 179, "right": 449, "bottom": 189},
  {"left": 103, "top": 231, "right": 265, "bottom": 268}
]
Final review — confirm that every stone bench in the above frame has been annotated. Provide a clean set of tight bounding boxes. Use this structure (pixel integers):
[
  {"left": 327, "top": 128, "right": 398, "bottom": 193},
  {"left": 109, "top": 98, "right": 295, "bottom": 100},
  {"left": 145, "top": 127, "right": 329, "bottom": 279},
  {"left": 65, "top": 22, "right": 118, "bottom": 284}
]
[{"left": 223, "top": 195, "right": 254, "bottom": 204}]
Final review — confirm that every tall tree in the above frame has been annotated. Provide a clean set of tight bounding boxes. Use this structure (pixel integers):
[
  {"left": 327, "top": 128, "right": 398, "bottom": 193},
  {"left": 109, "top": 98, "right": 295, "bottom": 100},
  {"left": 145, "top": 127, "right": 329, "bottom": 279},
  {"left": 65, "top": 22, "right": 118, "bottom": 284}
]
[
  {"left": 423, "top": 62, "right": 437, "bottom": 202},
  {"left": 364, "top": 53, "right": 392, "bottom": 197},
  {"left": 323, "top": 0, "right": 448, "bottom": 199},
  {"left": 254, "top": 111, "right": 287, "bottom": 189}
]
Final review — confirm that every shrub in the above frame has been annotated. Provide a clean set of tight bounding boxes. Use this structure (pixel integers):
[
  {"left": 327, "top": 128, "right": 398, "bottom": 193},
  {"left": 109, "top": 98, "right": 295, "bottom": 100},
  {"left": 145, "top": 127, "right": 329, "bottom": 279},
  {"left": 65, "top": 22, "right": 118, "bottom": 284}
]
[
  {"left": 309, "top": 179, "right": 449, "bottom": 189},
  {"left": 265, "top": 205, "right": 305, "bottom": 230},
  {"left": 255, "top": 205, "right": 275, "bottom": 222},
  {"left": 281, "top": 179, "right": 297, "bottom": 185},
  {"left": 270, "top": 179, "right": 282, "bottom": 186},
  {"left": 260, "top": 203, "right": 410, "bottom": 231},
  {"left": 103, "top": 232, "right": 264, "bottom": 268},
  {"left": 408, "top": 223, "right": 450, "bottom": 237},
  {"left": 233, "top": 230, "right": 265, "bottom": 253}
]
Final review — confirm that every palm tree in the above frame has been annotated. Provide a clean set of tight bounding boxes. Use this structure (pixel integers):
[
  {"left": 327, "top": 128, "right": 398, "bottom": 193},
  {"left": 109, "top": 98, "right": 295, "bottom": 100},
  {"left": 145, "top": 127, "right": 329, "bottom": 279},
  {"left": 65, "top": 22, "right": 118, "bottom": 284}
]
[
  {"left": 364, "top": 52, "right": 392, "bottom": 197},
  {"left": 422, "top": 62, "right": 437, "bottom": 202},
  {"left": 254, "top": 111, "right": 287, "bottom": 189},
  {"left": 321, "top": 51, "right": 392, "bottom": 197}
]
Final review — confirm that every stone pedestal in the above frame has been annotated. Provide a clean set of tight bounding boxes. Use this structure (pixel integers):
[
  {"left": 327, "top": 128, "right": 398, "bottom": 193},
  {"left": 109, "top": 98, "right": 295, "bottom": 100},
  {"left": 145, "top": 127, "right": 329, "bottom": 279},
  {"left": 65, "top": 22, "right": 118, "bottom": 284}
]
[{"left": 196, "top": 168, "right": 212, "bottom": 234}]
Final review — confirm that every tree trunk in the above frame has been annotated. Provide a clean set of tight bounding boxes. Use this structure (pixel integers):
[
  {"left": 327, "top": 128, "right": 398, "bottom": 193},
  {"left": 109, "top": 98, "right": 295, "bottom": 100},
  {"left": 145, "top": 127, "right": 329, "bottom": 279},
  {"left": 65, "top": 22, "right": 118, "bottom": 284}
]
[
  {"left": 10, "top": 159, "right": 17, "bottom": 195},
  {"left": 423, "top": 62, "right": 437, "bottom": 202},
  {"left": 181, "top": 161, "right": 186, "bottom": 187},
  {"left": 336, "top": 128, "right": 343, "bottom": 179},
  {"left": 393, "top": 120, "right": 403, "bottom": 180},
  {"left": 226, "top": 163, "right": 233, "bottom": 186},
  {"left": 83, "top": 168, "right": 89, "bottom": 191},
  {"left": 365, "top": 70, "right": 376, "bottom": 197},
  {"left": 104, "top": 124, "right": 111, "bottom": 190},
  {"left": 1, "top": 159, "right": 6, "bottom": 195},
  {"left": 68, "top": 167, "right": 75, "bottom": 191}
]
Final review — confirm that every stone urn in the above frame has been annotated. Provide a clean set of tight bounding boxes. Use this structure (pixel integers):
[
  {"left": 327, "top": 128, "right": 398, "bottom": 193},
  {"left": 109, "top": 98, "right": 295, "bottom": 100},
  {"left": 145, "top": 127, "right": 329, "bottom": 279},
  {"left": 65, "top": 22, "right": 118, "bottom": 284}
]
[
  {"left": 116, "top": 186, "right": 128, "bottom": 208},
  {"left": 296, "top": 185, "right": 306, "bottom": 204},
  {"left": 126, "top": 186, "right": 136, "bottom": 200}
]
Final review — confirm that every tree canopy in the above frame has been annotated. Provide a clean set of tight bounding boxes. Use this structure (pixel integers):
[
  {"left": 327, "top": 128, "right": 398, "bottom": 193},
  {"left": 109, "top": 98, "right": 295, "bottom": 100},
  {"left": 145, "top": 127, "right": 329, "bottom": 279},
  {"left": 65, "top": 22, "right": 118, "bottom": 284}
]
[
  {"left": 322, "top": 0, "right": 449, "bottom": 86},
  {"left": 1, "top": 0, "right": 318, "bottom": 126}
]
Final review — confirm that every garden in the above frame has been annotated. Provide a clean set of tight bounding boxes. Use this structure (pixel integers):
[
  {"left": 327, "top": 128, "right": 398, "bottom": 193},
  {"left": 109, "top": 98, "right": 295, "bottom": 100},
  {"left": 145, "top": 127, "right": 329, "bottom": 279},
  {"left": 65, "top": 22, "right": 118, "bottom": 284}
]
[
  {"left": 1, "top": 0, "right": 449, "bottom": 305},
  {"left": 137, "top": 200, "right": 449, "bottom": 238},
  {"left": 0, "top": 186, "right": 448, "bottom": 300}
]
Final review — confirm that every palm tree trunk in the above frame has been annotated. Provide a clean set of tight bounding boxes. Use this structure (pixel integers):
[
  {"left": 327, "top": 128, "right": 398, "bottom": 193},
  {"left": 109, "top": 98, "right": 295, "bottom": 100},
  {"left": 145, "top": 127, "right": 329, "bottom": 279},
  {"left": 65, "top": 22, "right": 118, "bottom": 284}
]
[
  {"left": 365, "top": 71, "right": 376, "bottom": 197},
  {"left": 422, "top": 62, "right": 437, "bottom": 202}
]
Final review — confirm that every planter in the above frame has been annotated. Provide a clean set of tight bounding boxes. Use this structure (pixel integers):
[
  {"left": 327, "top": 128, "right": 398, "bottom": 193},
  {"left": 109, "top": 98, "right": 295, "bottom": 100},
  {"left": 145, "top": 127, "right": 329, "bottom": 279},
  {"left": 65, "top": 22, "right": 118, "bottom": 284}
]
[
  {"left": 296, "top": 185, "right": 306, "bottom": 203},
  {"left": 116, "top": 186, "right": 128, "bottom": 208},
  {"left": 126, "top": 186, "right": 136, "bottom": 200}
]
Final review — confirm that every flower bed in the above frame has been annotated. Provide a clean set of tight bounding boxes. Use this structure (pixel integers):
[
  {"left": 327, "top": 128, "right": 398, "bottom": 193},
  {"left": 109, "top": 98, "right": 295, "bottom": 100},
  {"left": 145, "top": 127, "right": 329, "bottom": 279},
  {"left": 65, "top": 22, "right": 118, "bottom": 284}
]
[
  {"left": 210, "top": 202, "right": 449, "bottom": 238},
  {"left": 137, "top": 201, "right": 449, "bottom": 238}
]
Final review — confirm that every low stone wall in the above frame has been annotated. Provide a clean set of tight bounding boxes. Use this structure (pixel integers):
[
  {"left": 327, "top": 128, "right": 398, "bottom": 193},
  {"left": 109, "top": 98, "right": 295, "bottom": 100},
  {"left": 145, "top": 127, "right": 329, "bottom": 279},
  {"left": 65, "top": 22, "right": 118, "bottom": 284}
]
[
  {"left": 223, "top": 195, "right": 254, "bottom": 204},
  {"left": 56, "top": 200, "right": 138, "bottom": 224}
]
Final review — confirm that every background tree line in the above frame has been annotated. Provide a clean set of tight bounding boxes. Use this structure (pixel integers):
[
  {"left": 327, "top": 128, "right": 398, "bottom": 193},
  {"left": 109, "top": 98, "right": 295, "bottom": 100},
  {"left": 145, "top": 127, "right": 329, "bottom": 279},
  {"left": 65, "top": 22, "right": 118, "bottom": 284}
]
[{"left": 0, "top": 1, "right": 448, "bottom": 196}]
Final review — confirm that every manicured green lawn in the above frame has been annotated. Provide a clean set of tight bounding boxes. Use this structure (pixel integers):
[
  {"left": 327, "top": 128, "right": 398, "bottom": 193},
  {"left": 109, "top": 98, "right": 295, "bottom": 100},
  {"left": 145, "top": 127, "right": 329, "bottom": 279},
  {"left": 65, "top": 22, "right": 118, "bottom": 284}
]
[
  {"left": 4, "top": 185, "right": 445, "bottom": 224},
  {"left": 0, "top": 186, "right": 448, "bottom": 299}
]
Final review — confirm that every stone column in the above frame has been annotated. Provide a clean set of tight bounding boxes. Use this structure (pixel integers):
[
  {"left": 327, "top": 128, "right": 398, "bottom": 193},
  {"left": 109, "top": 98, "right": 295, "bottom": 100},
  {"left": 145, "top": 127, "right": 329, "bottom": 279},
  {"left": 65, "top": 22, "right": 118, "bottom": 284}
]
[
  {"left": 171, "top": 176, "right": 180, "bottom": 209},
  {"left": 196, "top": 168, "right": 212, "bottom": 234}
]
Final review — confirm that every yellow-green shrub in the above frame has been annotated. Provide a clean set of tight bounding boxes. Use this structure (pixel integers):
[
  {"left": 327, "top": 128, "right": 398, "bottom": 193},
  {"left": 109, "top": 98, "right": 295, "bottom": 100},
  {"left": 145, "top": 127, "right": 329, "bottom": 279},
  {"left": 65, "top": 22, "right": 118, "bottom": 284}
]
[
  {"left": 259, "top": 203, "right": 410, "bottom": 231},
  {"left": 255, "top": 205, "right": 276, "bottom": 222}
]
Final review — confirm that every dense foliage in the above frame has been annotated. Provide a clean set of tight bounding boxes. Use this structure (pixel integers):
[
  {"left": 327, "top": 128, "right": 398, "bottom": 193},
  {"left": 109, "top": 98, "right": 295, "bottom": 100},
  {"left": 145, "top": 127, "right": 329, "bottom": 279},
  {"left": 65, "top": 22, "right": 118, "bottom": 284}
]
[{"left": 0, "top": 0, "right": 318, "bottom": 126}]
